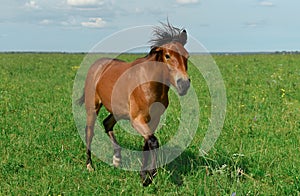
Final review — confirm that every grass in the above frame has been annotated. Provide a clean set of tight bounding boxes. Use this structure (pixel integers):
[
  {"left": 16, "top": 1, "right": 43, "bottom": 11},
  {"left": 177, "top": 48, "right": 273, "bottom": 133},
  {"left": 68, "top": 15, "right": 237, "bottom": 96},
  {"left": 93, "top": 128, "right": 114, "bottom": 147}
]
[{"left": 0, "top": 52, "right": 299, "bottom": 195}]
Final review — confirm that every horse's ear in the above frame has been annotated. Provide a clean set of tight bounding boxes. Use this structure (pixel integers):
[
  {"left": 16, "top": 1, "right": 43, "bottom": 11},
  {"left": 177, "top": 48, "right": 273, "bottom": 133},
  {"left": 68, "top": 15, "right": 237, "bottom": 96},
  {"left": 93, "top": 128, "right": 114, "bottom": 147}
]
[{"left": 179, "top": 29, "right": 187, "bottom": 46}]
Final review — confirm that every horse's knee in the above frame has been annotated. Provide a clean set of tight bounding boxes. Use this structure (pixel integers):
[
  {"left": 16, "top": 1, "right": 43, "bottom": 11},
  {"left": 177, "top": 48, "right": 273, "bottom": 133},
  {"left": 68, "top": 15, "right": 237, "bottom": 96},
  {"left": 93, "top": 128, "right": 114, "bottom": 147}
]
[{"left": 147, "top": 135, "right": 159, "bottom": 149}]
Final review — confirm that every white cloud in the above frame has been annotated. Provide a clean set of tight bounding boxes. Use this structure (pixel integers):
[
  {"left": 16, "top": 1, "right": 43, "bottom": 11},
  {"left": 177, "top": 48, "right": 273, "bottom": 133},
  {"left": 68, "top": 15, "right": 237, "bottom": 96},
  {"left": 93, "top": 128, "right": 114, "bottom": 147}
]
[
  {"left": 176, "top": 0, "right": 199, "bottom": 4},
  {"left": 40, "top": 19, "right": 53, "bottom": 25},
  {"left": 245, "top": 22, "right": 259, "bottom": 28},
  {"left": 66, "top": 0, "right": 104, "bottom": 6},
  {"left": 134, "top": 7, "right": 143, "bottom": 13},
  {"left": 25, "top": 0, "right": 39, "bottom": 9},
  {"left": 81, "top": 18, "right": 106, "bottom": 28},
  {"left": 259, "top": 1, "right": 274, "bottom": 7},
  {"left": 244, "top": 20, "right": 266, "bottom": 28}
]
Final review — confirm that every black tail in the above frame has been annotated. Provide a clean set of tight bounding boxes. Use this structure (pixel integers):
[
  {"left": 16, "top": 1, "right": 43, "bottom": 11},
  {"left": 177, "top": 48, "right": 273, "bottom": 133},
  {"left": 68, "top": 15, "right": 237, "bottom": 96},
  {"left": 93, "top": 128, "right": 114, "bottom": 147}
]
[{"left": 76, "top": 91, "right": 85, "bottom": 106}]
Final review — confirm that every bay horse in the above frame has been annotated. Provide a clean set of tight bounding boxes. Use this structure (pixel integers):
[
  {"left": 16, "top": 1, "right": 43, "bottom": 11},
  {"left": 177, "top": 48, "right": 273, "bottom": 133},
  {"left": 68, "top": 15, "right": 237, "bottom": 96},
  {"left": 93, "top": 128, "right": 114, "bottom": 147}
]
[{"left": 78, "top": 22, "right": 190, "bottom": 186}]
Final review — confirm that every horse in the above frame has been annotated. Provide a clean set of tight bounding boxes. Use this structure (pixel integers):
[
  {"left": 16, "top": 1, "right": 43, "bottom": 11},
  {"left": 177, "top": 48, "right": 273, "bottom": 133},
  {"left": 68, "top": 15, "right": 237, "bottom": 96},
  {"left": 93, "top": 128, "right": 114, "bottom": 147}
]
[{"left": 77, "top": 22, "right": 190, "bottom": 186}]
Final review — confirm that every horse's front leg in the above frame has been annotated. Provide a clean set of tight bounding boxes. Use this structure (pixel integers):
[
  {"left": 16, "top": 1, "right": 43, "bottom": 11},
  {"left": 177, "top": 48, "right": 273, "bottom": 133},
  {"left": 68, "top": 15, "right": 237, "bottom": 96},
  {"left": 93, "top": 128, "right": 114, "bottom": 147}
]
[
  {"left": 141, "top": 138, "right": 150, "bottom": 185},
  {"left": 140, "top": 135, "right": 159, "bottom": 186},
  {"left": 144, "top": 135, "right": 159, "bottom": 183},
  {"left": 132, "top": 116, "right": 160, "bottom": 186}
]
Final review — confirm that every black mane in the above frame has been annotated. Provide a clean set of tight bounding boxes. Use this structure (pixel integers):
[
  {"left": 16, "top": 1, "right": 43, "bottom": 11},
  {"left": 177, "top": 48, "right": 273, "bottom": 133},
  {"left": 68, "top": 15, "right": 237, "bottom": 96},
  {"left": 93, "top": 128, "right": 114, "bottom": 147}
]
[{"left": 149, "top": 21, "right": 187, "bottom": 49}]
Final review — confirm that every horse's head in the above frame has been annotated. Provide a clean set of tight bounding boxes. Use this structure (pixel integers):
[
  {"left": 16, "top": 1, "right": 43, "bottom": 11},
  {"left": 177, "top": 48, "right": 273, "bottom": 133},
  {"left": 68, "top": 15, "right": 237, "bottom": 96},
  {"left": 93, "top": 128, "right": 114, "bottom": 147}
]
[{"left": 150, "top": 29, "right": 190, "bottom": 96}]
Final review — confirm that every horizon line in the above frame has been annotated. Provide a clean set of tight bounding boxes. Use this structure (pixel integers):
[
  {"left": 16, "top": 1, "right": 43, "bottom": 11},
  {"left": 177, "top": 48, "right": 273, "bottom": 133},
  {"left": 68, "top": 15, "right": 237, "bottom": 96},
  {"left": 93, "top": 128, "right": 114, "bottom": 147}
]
[{"left": 1, "top": 50, "right": 300, "bottom": 55}]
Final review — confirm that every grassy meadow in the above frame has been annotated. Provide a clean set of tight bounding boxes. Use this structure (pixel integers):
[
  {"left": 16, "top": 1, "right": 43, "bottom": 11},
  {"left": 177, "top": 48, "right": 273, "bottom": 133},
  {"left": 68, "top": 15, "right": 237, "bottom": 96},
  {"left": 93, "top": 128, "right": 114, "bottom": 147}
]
[{"left": 0, "top": 52, "right": 299, "bottom": 195}]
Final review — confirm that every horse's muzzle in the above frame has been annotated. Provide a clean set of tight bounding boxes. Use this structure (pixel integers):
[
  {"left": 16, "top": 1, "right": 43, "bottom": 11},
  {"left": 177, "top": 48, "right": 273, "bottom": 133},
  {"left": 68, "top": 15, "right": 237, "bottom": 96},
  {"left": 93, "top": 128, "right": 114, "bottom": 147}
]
[{"left": 177, "top": 78, "right": 190, "bottom": 96}]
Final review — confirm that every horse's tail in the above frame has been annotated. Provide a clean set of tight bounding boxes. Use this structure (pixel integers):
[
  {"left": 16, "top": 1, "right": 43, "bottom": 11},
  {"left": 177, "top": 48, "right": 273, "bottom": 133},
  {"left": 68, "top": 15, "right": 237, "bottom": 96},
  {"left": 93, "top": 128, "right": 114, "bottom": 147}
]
[{"left": 76, "top": 90, "right": 85, "bottom": 106}]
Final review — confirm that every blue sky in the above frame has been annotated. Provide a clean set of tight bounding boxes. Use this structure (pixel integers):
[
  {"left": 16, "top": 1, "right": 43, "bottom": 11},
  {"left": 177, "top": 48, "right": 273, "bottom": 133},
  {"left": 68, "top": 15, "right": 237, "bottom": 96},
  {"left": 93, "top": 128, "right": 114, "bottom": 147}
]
[{"left": 0, "top": 0, "right": 299, "bottom": 52}]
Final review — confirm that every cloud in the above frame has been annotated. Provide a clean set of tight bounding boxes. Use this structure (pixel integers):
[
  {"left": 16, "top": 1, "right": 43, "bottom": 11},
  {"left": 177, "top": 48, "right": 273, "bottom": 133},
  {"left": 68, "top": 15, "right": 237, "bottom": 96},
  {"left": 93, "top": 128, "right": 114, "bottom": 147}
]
[
  {"left": 66, "top": 0, "right": 104, "bottom": 7},
  {"left": 81, "top": 18, "right": 106, "bottom": 28},
  {"left": 245, "top": 22, "right": 259, "bottom": 28},
  {"left": 258, "top": 1, "right": 274, "bottom": 7},
  {"left": 244, "top": 20, "right": 266, "bottom": 28},
  {"left": 176, "top": 0, "right": 199, "bottom": 4},
  {"left": 40, "top": 19, "right": 53, "bottom": 25},
  {"left": 25, "top": 1, "right": 39, "bottom": 9}
]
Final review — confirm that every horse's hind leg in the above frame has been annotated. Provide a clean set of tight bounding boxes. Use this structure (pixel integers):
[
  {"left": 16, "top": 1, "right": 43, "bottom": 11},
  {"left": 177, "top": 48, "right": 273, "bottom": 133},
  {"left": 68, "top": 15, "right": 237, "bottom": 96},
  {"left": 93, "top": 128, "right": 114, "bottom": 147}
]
[
  {"left": 103, "top": 114, "right": 121, "bottom": 167},
  {"left": 85, "top": 102, "right": 101, "bottom": 172}
]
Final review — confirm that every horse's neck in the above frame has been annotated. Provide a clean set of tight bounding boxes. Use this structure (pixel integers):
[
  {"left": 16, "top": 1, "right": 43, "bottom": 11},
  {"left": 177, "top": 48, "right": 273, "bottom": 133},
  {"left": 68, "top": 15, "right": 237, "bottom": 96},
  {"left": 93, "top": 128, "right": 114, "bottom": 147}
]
[
  {"left": 132, "top": 53, "right": 157, "bottom": 65},
  {"left": 131, "top": 54, "right": 170, "bottom": 100},
  {"left": 133, "top": 53, "right": 169, "bottom": 81}
]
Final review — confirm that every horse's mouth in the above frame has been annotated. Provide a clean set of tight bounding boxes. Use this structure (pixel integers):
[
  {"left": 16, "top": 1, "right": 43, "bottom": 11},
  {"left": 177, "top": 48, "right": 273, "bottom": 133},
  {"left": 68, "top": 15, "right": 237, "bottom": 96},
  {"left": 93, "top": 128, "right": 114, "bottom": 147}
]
[
  {"left": 178, "top": 88, "right": 189, "bottom": 96},
  {"left": 177, "top": 78, "right": 190, "bottom": 96}
]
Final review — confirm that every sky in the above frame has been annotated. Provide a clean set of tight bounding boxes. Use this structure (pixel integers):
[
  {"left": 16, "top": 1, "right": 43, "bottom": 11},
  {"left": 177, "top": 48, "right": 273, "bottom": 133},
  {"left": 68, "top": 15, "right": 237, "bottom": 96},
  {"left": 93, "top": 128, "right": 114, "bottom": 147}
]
[{"left": 0, "top": 0, "right": 299, "bottom": 52}]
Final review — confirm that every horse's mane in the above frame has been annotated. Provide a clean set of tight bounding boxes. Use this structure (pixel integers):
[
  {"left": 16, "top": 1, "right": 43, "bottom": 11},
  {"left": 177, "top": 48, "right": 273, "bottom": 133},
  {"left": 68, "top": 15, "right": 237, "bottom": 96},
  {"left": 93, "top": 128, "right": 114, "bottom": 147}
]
[{"left": 149, "top": 21, "right": 187, "bottom": 49}]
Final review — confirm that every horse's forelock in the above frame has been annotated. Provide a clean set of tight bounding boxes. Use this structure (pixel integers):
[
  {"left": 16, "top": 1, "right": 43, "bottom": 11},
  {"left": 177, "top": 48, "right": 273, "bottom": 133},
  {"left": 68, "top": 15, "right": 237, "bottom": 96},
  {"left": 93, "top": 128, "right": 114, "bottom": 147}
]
[{"left": 149, "top": 47, "right": 164, "bottom": 62}]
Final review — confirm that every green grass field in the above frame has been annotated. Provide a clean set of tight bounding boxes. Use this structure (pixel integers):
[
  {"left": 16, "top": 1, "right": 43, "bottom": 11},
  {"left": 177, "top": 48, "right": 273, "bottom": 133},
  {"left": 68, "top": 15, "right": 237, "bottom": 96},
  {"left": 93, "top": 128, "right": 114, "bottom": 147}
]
[{"left": 0, "top": 53, "right": 299, "bottom": 195}]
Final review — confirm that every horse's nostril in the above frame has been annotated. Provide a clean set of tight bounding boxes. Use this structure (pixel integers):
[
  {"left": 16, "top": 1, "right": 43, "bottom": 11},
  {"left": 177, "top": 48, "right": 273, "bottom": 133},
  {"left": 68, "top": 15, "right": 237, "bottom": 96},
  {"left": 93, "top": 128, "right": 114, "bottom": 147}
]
[
  {"left": 176, "top": 78, "right": 190, "bottom": 96},
  {"left": 177, "top": 78, "right": 183, "bottom": 85},
  {"left": 177, "top": 78, "right": 190, "bottom": 89}
]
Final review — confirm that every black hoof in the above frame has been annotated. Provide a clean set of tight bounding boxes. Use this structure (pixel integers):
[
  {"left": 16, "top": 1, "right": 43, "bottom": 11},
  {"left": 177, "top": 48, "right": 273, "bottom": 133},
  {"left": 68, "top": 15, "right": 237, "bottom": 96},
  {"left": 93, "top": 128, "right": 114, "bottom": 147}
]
[
  {"left": 142, "top": 177, "right": 153, "bottom": 187},
  {"left": 140, "top": 169, "right": 157, "bottom": 187}
]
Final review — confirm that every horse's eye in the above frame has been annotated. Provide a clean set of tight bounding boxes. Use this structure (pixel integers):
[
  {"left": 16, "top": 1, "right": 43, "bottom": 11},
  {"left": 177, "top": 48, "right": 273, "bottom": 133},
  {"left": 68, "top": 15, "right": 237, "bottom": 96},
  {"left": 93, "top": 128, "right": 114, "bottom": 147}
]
[{"left": 165, "top": 54, "right": 170, "bottom": 59}]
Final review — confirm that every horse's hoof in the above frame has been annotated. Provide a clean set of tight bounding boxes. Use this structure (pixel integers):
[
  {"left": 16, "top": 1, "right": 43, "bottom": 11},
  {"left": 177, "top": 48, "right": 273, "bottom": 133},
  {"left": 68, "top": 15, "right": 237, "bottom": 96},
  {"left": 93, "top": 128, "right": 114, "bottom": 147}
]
[
  {"left": 140, "top": 170, "right": 154, "bottom": 187},
  {"left": 87, "top": 163, "right": 94, "bottom": 172},
  {"left": 148, "top": 169, "right": 157, "bottom": 178},
  {"left": 113, "top": 155, "right": 121, "bottom": 167},
  {"left": 142, "top": 176, "right": 153, "bottom": 187}
]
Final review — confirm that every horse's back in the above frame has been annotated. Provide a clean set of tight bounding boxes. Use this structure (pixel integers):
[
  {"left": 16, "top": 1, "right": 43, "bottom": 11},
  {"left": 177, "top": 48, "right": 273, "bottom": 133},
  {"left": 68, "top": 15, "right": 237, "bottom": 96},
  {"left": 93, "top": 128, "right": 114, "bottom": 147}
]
[
  {"left": 85, "top": 57, "right": 131, "bottom": 117},
  {"left": 88, "top": 57, "right": 125, "bottom": 76},
  {"left": 85, "top": 58, "right": 127, "bottom": 88}
]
